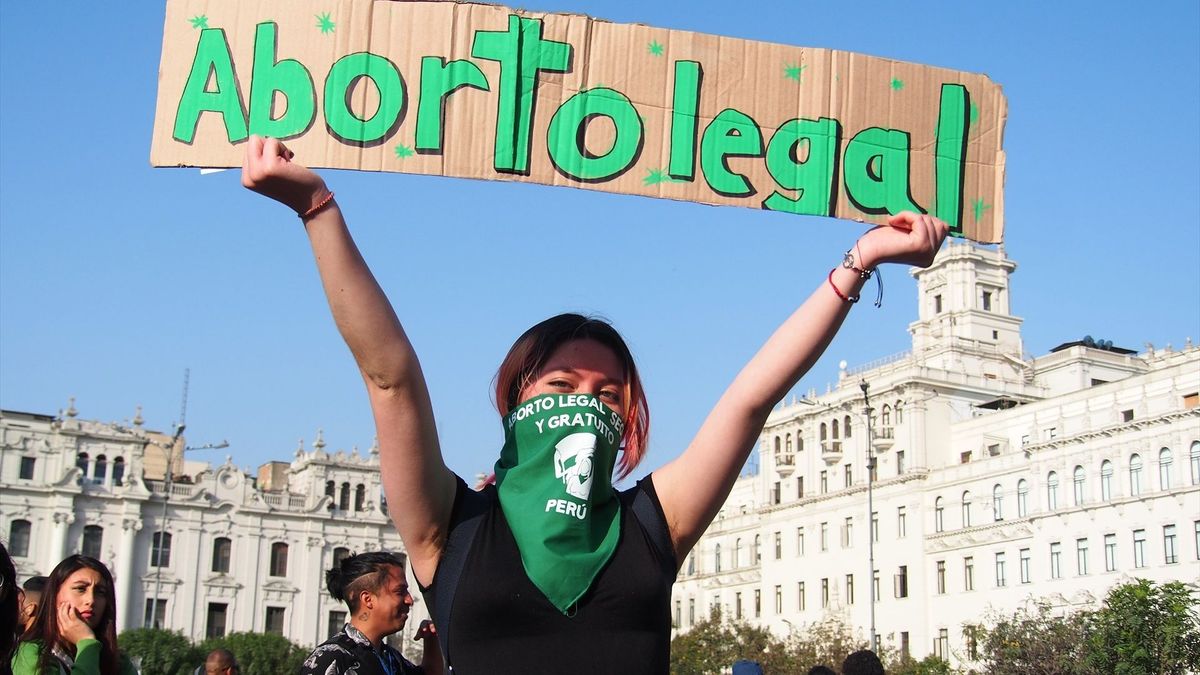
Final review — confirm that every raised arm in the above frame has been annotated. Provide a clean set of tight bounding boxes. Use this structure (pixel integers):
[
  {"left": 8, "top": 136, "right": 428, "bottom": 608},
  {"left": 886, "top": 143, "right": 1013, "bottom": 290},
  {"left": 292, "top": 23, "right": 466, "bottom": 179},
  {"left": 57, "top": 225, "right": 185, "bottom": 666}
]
[
  {"left": 653, "top": 213, "right": 949, "bottom": 559},
  {"left": 242, "top": 136, "right": 456, "bottom": 584}
]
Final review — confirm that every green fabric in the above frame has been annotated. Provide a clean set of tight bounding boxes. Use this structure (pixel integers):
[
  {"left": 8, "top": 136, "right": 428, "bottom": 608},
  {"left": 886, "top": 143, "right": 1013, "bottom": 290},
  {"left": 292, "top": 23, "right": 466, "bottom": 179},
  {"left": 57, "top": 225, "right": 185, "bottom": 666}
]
[
  {"left": 494, "top": 393, "right": 624, "bottom": 613},
  {"left": 11, "top": 640, "right": 136, "bottom": 675}
]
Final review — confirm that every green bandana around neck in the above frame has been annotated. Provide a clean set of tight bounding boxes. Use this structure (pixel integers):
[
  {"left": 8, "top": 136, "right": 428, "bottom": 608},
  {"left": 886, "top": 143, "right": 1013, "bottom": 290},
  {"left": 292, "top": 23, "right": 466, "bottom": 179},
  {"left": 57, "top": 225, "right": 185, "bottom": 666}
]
[{"left": 494, "top": 393, "right": 625, "bottom": 613}]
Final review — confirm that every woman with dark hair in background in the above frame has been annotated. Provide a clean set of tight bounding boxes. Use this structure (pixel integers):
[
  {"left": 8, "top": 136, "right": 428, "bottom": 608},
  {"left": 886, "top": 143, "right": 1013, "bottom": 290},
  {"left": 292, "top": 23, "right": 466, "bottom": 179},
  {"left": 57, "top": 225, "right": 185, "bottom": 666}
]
[{"left": 10, "top": 555, "right": 135, "bottom": 675}]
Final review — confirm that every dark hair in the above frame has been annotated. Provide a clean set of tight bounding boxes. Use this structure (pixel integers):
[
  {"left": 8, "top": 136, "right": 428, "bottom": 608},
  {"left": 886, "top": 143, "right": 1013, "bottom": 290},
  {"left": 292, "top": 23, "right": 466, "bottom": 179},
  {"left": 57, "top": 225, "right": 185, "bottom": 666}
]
[
  {"left": 23, "top": 575, "right": 48, "bottom": 593},
  {"left": 807, "top": 666, "right": 837, "bottom": 675},
  {"left": 494, "top": 313, "right": 650, "bottom": 479},
  {"left": 842, "top": 649, "right": 885, "bottom": 675},
  {"left": 1, "top": 542, "right": 19, "bottom": 665},
  {"left": 325, "top": 551, "right": 406, "bottom": 613},
  {"left": 23, "top": 555, "right": 121, "bottom": 675}
]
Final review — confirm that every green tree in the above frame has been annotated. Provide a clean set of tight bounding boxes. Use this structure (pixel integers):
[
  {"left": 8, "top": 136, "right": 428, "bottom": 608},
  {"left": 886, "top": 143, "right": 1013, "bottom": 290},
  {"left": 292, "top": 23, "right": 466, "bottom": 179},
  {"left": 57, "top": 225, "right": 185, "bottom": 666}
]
[
  {"left": 787, "top": 615, "right": 867, "bottom": 672},
  {"left": 198, "top": 631, "right": 307, "bottom": 675},
  {"left": 118, "top": 628, "right": 202, "bottom": 675},
  {"left": 976, "top": 600, "right": 1095, "bottom": 675},
  {"left": 670, "top": 607, "right": 798, "bottom": 674},
  {"left": 889, "top": 654, "right": 952, "bottom": 675},
  {"left": 1086, "top": 579, "right": 1200, "bottom": 675}
]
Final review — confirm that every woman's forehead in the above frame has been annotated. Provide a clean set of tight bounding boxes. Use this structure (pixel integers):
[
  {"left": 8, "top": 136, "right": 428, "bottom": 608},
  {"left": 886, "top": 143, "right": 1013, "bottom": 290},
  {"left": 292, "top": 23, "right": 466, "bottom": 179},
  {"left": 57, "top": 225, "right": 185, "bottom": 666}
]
[{"left": 543, "top": 339, "right": 625, "bottom": 379}]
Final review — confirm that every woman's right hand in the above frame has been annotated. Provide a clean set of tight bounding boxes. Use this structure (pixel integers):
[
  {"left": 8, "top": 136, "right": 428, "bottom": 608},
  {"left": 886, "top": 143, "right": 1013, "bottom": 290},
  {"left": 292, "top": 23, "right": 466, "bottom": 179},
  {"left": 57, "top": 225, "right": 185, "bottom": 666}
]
[
  {"left": 57, "top": 601, "right": 95, "bottom": 645},
  {"left": 241, "top": 135, "right": 330, "bottom": 216}
]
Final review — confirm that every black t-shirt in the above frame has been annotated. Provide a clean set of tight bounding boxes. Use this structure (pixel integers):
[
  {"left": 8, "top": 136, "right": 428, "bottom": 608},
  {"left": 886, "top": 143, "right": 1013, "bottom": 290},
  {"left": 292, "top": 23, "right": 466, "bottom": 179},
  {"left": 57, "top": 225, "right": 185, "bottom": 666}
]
[{"left": 424, "top": 476, "right": 677, "bottom": 675}]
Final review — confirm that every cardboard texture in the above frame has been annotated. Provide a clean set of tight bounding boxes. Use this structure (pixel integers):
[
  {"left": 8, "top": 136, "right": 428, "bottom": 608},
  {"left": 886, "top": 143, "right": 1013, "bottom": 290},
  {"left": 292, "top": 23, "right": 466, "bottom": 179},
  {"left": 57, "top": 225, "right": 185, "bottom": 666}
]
[{"left": 152, "top": 0, "right": 1007, "bottom": 242}]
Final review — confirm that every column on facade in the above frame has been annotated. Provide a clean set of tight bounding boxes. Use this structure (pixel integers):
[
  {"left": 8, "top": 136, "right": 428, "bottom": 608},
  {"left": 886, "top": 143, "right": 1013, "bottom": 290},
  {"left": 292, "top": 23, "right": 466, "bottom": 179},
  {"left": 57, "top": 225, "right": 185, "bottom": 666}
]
[
  {"left": 49, "top": 511, "right": 74, "bottom": 568},
  {"left": 305, "top": 535, "right": 327, "bottom": 645},
  {"left": 117, "top": 518, "right": 142, "bottom": 631}
]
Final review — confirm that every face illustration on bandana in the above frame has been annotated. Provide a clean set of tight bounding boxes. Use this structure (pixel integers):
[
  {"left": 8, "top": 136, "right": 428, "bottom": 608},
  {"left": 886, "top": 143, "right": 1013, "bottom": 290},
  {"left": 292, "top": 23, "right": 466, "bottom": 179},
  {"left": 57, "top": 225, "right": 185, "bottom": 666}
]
[
  {"left": 554, "top": 432, "right": 597, "bottom": 500},
  {"left": 494, "top": 393, "right": 624, "bottom": 613}
]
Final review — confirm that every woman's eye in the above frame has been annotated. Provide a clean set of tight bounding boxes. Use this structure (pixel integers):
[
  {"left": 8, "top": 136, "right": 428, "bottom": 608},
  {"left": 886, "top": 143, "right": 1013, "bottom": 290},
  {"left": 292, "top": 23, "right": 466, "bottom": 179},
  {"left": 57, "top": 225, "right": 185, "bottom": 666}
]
[
  {"left": 600, "top": 390, "right": 621, "bottom": 403},
  {"left": 549, "top": 380, "right": 571, "bottom": 389}
]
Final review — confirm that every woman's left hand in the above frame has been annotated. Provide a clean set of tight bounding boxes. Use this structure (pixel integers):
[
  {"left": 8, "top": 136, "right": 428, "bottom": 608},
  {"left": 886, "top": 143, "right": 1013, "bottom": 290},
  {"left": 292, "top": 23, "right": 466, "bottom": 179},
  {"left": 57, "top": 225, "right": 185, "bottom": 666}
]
[{"left": 855, "top": 211, "right": 950, "bottom": 270}]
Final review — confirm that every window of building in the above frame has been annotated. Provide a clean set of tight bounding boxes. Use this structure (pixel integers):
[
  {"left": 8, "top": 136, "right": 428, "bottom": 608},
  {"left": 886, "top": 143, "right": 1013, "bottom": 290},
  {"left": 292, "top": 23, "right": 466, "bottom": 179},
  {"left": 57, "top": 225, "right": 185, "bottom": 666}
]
[
  {"left": 992, "top": 484, "right": 1004, "bottom": 521},
  {"left": 900, "top": 631, "right": 910, "bottom": 660},
  {"left": 1017, "top": 479, "right": 1029, "bottom": 517},
  {"left": 961, "top": 491, "right": 972, "bottom": 528},
  {"left": 896, "top": 450, "right": 906, "bottom": 475},
  {"left": 897, "top": 506, "right": 907, "bottom": 538},
  {"left": 735, "top": 592, "right": 743, "bottom": 619},
  {"left": 1104, "top": 534, "right": 1117, "bottom": 572},
  {"left": 753, "top": 535, "right": 761, "bottom": 564},
  {"left": 754, "top": 589, "right": 761, "bottom": 618},
  {"left": 19, "top": 457, "right": 35, "bottom": 480},
  {"left": 94, "top": 455, "right": 108, "bottom": 482},
  {"left": 1164, "top": 524, "right": 1178, "bottom": 564},
  {"left": 1076, "top": 538, "right": 1089, "bottom": 575},
  {"left": 963, "top": 557, "right": 974, "bottom": 591},
  {"left": 339, "top": 482, "right": 351, "bottom": 511},
  {"left": 820, "top": 470, "right": 828, "bottom": 494},
  {"left": 934, "top": 295, "right": 943, "bottom": 314},
  {"left": 774, "top": 531, "right": 782, "bottom": 560},
  {"left": 265, "top": 607, "right": 286, "bottom": 635},
  {"left": 1195, "top": 521, "right": 1200, "bottom": 561},
  {"left": 797, "top": 582, "right": 806, "bottom": 611},
  {"left": 1190, "top": 442, "right": 1200, "bottom": 486},
  {"left": 774, "top": 585, "right": 782, "bottom": 614},
  {"left": 846, "top": 574, "right": 855, "bottom": 604},
  {"left": 82, "top": 525, "right": 103, "bottom": 559},
  {"left": 995, "top": 552, "right": 1007, "bottom": 587},
  {"left": 145, "top": 599, "right": 167, "bottom": 629},
  {"left": 734, "top": 538, "right": 743, "bottom": 568},
  {"left": 355, "top": 483, "right": 366, "bottom": 511},
  {"left": 772, "top": 482, "right": 781, "bottom": 505},
  {"left": 1130, "top": 454, "right": 1143, "bottom": 496},
  {"left": 1159, "top": 448, "right": 1173, "bottom": 490},
  {"left": 1185, "top": 393, "right": 1200, "bottom": 409},
  {"left": 112, "top": 457, "right": 125, "bottom": 485},
  {"left": 934, "top": 497, "right": 944, "bottom": 532},
  {"left": 151, "top": 532, "right": 172, "bottom": 568},
  {"left": 206, "top": 603, "right": 227, "bottom": 639},
  {"left": 844, "top": 416, "right": 852, "bottom": 439},
  {"left": 325, "top": 481, "right": 335, "bottom": 499},
  {"left": 1073, "top": 465, "right": 1086, "bottom": 505},
  {"left": 820, "top": 522, "right": 829, "bottom": 551},
  {"left": 1019, "top": 548, "right": 1031, "bottom": 584},
  {"left": 895, "top": 565, "right": 909, "bottom": 598},
  {"left": 1046, "top": 471, "right": 1059, "bottom": 510},
  {"left": 935, "top": 560, "right": 946, "bottom": 594},
  {"left": 8, "top": 520, "right": 31, "bottom": 558},
  {"left": 982, "top": 290, "right": 992, "bottom": 311},
  {"left": 842, "top": 517, "right": 853, "bottom": 548},
  {"left": 1050, "top": 542, "right": 1062, "bottom": 579},
  {"left": 960, "top": 450, "right": 972, "bottom": 464},
  {"left": 873, "top": 569, "right": 880, "bottom": 603},
  {"left": 211, "top": 537, "right": 231, "bottom": 574},
  {"left": 327, "top": 610, "right": 347, "bottom": 638},
  {"left": 686, "top": 554, "right": 695, "bottom": 576},
  {"left": 934, "top": 628, "right": 949, "bottom": 658},
  {"left": 871, "top": 511, "right": 879, "bottom": 543},
  {"left": 270, "top": 542, "right": 289, "bottom": 577},
  {"left": 796, "top": 527, "right": 805, "bottom": 556},
  {"left": 76, "top": 452, "right": 89, "bottom": 475},
  {"left": 1101, "top": 460, "right": 1114, "bottom": 501},
  {"left": 1133, "top": 530, "right": 1146, "bottom": 568},
  {"left": 688, "top": 598, "right": 695, "bottom": 625},
  {"left": 844, "top": 463, "right": 853, "bottom": 488},
  {"left": 821, "top": 578, "right": 830, "bottom": 607},
  {"left": 796, "top": 476, "right": 805, "bottom": 499}
]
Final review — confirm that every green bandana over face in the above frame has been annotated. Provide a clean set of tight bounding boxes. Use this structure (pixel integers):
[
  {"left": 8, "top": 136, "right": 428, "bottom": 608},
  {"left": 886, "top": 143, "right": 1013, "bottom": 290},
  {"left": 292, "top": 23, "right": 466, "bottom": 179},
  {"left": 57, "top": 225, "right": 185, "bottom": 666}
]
[{"left": 495, "top": 393, "right": 624, "bottom": 614}]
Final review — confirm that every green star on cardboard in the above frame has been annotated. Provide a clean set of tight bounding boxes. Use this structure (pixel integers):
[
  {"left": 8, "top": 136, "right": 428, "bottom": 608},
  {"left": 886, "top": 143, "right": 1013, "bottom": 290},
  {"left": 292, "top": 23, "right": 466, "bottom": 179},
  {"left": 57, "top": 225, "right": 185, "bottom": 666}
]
[
  {"left": 189, "top": 15, "right": 209, "bottom": 29},
  {"left": 317, "top": 12, "right": 335, "bottom": 34}
]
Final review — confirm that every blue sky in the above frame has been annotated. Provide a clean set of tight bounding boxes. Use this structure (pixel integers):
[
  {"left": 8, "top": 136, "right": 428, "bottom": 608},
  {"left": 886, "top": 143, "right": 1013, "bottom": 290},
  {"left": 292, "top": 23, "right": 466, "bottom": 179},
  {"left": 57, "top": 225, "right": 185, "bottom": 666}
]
[{"left": 2, "top": 1, "right": 1197, "bottom": 483}]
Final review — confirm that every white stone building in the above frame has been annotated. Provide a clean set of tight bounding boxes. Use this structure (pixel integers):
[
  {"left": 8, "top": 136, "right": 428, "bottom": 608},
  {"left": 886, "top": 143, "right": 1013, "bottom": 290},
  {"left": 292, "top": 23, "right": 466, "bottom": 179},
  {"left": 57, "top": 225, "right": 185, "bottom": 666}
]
[
  {"left": 0, "top": 410, "right": 429, "bottom": 653},
  {"left": 671, "top": 242, "right": 1200, "bottom": 668}
]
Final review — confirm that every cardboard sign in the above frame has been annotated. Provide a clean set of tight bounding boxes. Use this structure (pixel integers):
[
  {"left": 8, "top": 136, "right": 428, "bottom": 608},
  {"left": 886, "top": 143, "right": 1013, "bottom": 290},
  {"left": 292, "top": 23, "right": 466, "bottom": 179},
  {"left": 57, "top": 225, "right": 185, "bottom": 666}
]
[{"left": 151, "top": 0, "right": 1007, "bottom": 242}]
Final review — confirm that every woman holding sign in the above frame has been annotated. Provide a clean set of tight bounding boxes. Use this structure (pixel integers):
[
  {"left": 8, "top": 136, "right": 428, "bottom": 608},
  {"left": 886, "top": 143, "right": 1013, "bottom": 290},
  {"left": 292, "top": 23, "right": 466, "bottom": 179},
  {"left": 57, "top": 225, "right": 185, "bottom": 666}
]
[{"left": 241, "top": 135, "right": 947, "bottom": 674}]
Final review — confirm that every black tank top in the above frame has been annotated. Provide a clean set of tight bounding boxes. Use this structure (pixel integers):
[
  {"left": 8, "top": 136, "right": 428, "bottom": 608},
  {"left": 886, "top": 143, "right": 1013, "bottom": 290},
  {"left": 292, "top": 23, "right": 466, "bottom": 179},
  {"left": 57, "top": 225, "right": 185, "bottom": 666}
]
[{"left": 424, "top": 476, "right": 677, "bottom": 674}]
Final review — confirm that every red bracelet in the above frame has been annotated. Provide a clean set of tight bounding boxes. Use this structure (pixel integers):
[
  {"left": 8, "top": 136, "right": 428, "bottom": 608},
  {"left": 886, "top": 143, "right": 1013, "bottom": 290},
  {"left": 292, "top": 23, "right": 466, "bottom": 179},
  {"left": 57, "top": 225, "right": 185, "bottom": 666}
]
[
  {"left": 828, "top": 268, "right": 860, "bottom": 304},
  {"left": 300, "top": 191, "right": 335, "bottom": 220}
]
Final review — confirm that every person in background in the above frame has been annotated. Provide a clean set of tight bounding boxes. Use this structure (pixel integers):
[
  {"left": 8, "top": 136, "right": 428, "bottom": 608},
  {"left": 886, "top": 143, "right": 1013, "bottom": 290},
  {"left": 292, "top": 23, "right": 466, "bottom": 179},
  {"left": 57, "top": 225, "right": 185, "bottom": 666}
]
[
  {"left": 11, "top": 555, "right": 136, "bottom": 675},
  {"left": 20, "top": 578, "right": 48, "bottom": 634},
  {"left": 806, "top": 665, "right": 837, "bottom": 675},
  {"left": 842, "top": 649, "right": 885, "bottom": 675},
  {"left": 1, "top": 543, "right": 19, "bottom": 675},
  {"left": 200, "top": 648, "right": 238, "bottom": 675},
  {"left": 299, "top": 551, "right": 441, "bottom": 675}
]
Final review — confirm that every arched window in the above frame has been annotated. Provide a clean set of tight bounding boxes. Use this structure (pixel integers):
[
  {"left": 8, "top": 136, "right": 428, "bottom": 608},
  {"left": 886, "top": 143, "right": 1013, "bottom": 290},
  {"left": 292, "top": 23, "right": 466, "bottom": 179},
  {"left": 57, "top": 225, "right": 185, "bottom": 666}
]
[
  {"left": 82, "top": 525, "right": 103, "bottom": 558},
  {"left": 820, "top": 423, "right": 828, "bottom": 441},
  {"left": 212, "top": 537, "right": 232, "bottom": 573},
  {"left": 112, "top": 457, "right": 126, "bottom": 485},
  {"left": 1159, "top": 448, "right": 1173, "bottom": 490},
  {"left": 774, "top": 437, "right": 781, "bottom": 455},
  {"left": 831, "top": 419, "right": 840, "bottom": 440},
  {"left": 934, "top": 497, "right": 945, "bottom": 532},
  {"left": 687, "top": 554, "right": 696, "bottom": 576},
  {"left": 8, "top": 519, "right": 31, "bottom": 558},
  {"left": 843, "top": 416, "right": 852, "bottom": 439},
  {"left": 354, "top": 484, "right": 366, "bottom": 511},
  {"left": 94, "top": 455, "right": 108, "bottom": 481},
  {"left": 325, "top": 480, "right": 335, "bottom": 498},
  {"left": 1191, "top": 441, "right": 1200, "bottom": 486},
  {"left": 76, "top": 452, "right": 89, "bottom": 475},
  {"left": 992, "top": 484, "right": 1004, "bottom": 521},
  {"left": 1073, "top": 466, "right": 1086, "bottom": 505},
  {"left": 1129, "top": 454, "right": 1143, "bottom": 496},
  {"left": 339, "top": 482, "right": 351, "bottom": 511},
  {"left": 753, "top": 534, "right": 762, "bottom": 564},
  {"left": 1017, "top": 479, "right": 1029, "bottom": 517},
  {"left": 333, "top": 546, "right": 351, "bottom": 568},
  {"left": 961, "top": 491, "right": 972, "bottom": 528},
  {"left": 785, "top": 435, "right": 793, "bottom": 453},
  {"left": 895, "top": 401, "right": 903, "bottom": 424},
  {"left": 714, "top": 544, "right": 722, "bottom": 573},
  {"left": 270, "top": 542, "right": 289, "bottom": 577},
  {"left": 881, "top": 405, "right": 892, "bottom": 427},
  {"left": 1100, "top": 460, "right": 1114, "bottom": 500},
  {"left": 151, "top": 531, "right": 172, "bottom": 567},
  {"left": 734, "top": 538, "right": 743, "bottom": 567},
  {"left": 796, "top": 431, "right": 804, "bottom": 452},
  {"left": 1046, "top": 472, "right": 1059, "bottom": 510}
]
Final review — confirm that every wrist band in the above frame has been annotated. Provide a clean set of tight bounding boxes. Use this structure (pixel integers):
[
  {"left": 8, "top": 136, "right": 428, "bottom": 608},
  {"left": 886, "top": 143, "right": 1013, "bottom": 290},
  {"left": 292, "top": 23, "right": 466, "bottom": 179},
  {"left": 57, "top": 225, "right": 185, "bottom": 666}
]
[
  {"left": 842, "top": 244, "right": 885, "bottom": 308},
  {"left": 828, "top": 268, "right": 860, "bottom": 304},
  {"left": 842, "top": 249, "right": 873, "bottom": 280},
  {"left": 300, "top": 191, "right": 335, "bottom": 220}
]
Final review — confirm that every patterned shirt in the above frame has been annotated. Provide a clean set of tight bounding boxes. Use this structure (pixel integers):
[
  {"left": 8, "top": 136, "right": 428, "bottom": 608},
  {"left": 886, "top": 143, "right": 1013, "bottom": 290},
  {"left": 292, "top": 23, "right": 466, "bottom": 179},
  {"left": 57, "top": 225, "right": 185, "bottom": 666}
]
[{"left": 298, "top": 624, "right": 423, "bottom": 675}]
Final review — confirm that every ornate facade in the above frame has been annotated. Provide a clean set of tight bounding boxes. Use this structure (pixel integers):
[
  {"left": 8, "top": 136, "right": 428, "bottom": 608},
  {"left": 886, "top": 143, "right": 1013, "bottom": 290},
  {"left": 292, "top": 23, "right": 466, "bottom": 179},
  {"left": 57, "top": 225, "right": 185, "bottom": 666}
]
[{"left": 671, "top": 243, "right": 1200, "bottom": 668}]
